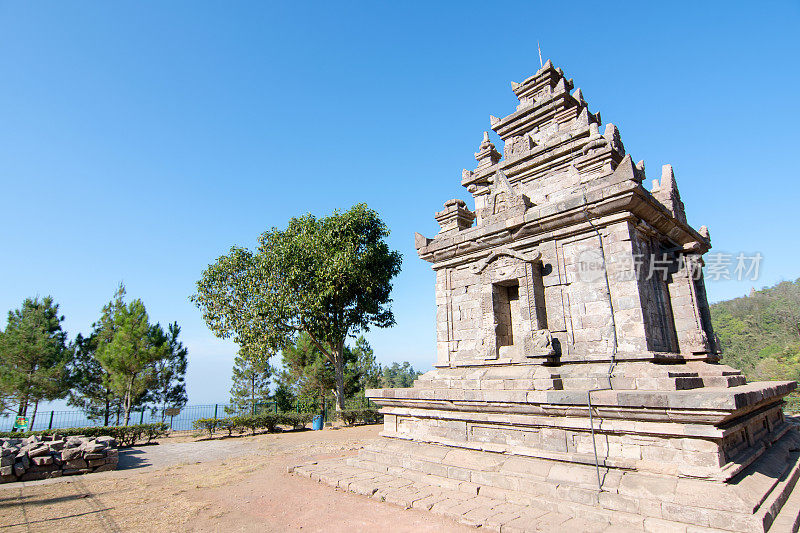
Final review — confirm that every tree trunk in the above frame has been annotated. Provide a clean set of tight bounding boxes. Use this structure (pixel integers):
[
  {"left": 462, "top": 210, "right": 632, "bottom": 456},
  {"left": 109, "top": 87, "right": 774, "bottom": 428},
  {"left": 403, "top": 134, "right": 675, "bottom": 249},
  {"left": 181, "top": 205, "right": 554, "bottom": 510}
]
[
  {"left": 251, "top": 375, "right": 256, "bottom": 415},
  {"left": 333, "top": 352, "right": 346, "bottom": 412},
  {"left": 29, "top": 399, "right": 39, "bottom": 431},
  {"left": 123, "top": 377, "right": 134, "bottom": 426},
  {"left": 104, "top": 389, "right": 111, "bottom": 426},
  {"left": 16, "top": 397, "right": 28, "bottom": 417}
]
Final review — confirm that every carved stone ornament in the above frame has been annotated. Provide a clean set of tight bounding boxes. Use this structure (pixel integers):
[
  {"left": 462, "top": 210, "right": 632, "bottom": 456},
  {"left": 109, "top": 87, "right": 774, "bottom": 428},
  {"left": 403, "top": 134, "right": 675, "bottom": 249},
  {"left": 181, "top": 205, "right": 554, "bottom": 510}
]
[
  {"left": 528, "top": 328, "right": 556, "bottom": 357},
  {"left": 471, "top": 247, "right": 542, "bottom": 273}
]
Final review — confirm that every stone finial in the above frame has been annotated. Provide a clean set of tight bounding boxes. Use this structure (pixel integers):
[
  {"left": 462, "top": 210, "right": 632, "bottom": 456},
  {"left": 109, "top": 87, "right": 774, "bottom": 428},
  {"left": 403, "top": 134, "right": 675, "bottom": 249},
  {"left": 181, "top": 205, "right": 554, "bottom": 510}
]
[
  {"left": 661, "top": 164, "right": 676, "bottom": 188},
  {"left": 699, "top": 225, "right": 711, "bottom": 242},
  {"left": 414, "top": 232, "right": 432, "bottom": 250},
  {"left": 572, "top": 88, "right": 585, "bottom": 106},
  {"left": 553, "top": 77, "right": 573, "bottom": 94},
  {"left": 652, "top": 164, "right": 687, "bottom": 224},
  {"left": 610, "top": 154, "right": 645, "bottom": 184},
  {"left": 603, "top": 123, "right": 625, "bottom": 156},
  {"left": 474, "top": 131, "right": 501, "bottom": 170},
  {"left": 435, "top": 199, "right": 476, "bottom": 233},
  {"left": 489, "top": 115, "right": 500, "bottom": 127}
]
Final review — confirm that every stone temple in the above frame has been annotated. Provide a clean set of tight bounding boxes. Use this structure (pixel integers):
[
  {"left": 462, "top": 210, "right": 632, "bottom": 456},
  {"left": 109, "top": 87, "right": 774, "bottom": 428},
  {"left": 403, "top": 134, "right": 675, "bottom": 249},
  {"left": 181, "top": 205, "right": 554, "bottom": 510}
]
[{"left": 293, "top": 61, "right": 800, "bottom": 532}]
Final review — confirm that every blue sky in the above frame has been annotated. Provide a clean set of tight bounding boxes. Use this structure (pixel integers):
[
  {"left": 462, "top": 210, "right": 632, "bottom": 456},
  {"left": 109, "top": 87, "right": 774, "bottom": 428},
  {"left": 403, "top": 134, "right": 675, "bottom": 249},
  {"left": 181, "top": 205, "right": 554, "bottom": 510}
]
[{"left": 1, "top": 1, "right": 799, "bottom": 408}]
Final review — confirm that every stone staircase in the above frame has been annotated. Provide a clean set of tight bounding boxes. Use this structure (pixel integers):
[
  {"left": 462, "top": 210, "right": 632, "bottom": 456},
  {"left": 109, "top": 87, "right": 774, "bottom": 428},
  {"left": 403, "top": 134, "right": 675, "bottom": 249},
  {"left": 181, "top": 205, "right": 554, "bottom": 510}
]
[{"left": 292, "top": 425, "right": 800, "bottom": 532}]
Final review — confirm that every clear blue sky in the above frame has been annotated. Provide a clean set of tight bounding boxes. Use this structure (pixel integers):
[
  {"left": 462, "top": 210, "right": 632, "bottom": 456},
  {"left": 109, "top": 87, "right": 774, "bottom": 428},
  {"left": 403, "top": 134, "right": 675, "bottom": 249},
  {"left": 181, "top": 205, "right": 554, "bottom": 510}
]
[{"left": 2, "top": 1, "right": 799, "bottom": 408}]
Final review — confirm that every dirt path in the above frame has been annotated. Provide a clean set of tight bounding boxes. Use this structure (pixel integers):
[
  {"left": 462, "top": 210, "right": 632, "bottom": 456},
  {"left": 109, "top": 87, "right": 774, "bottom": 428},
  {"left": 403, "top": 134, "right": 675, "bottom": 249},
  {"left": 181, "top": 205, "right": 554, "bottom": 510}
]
[{"left": 0, "top": 425, "right": 472, "bottom": 532}]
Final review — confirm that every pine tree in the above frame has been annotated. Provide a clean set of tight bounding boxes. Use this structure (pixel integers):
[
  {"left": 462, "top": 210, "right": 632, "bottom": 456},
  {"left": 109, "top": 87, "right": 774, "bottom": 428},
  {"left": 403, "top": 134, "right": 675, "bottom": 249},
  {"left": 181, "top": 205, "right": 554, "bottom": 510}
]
[
  {"left": 147, "top": 322, "right": 188, "bottom": 421},
  {"left": 229, "top": 347, "right": 272, "bottom": 415},
  {"left": 95, "top": 296, "right": 162, "bottom": 426},
  {"left": 67, "top": 332, "right": 119, "bottom": 425},
  {"left": 70, "top": 285, "right": 189, "bottom": 425},
  {"left": 350, "top": 336, "right": 381, "bottom": 392},
  {"left": 381, "top": 362, "right": 422, "bottom": 388},
  {"left": 0, "top": 296, "right": 72, "bottom": 428},
  {"left": 280, "top": 332, "right": 360, "bottom": 407}
]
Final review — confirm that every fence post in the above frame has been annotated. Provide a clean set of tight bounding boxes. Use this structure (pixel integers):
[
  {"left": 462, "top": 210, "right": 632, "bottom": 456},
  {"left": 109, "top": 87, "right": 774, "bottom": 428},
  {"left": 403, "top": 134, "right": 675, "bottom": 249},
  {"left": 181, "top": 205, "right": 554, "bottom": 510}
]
[
  {"left": 48, "top": 411, "right": 54, "bottom": 430},
  {"left": 274, "top": 402, "right": 278, "bottom": 414},
  {"left": 213, "top": 404, "right": 218, "bottom": 420},
  {"left": 140, "top": 408, "right": 145, "bottom": 424}
]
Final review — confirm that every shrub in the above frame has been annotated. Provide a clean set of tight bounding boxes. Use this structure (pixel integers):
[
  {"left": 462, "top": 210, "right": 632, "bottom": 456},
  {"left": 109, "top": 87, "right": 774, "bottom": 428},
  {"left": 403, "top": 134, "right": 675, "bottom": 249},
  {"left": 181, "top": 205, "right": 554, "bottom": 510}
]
[
  {"left": 143, "top": 423, "right": 169, "bottom": 443},
  {"left": 218, "top": 417, "right": 237, "bottom": 436},
  {"left": 281, "top": 412, "right": 314, "bottom": 429},
  {"left": 335, "top": 408, "right": 382, "bottom": 426},
  {"left": 193, "top": 418, "right": 219, "bottom": 437},
  {"left": 0, "top": 423, "right": 169, "bottom": 447}
]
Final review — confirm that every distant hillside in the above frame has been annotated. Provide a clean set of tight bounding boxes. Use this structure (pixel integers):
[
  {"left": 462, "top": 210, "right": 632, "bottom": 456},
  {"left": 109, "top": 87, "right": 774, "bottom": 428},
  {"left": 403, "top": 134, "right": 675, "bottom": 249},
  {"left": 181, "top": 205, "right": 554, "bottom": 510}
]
[{"left": 711, "top": 278, "right": 800, "bottom": 382}]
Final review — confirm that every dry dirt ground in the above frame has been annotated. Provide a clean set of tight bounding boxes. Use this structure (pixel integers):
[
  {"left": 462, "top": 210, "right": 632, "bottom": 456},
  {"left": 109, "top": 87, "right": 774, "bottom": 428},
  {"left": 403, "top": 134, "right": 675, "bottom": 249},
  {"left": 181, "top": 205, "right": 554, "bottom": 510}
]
[{"left": 0, "top": 425, "right": 472, "bottom": 532}]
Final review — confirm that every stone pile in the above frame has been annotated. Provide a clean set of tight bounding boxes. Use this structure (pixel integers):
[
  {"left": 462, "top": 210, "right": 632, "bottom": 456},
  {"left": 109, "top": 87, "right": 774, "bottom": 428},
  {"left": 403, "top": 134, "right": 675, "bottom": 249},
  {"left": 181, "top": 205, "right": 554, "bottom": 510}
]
[{"left": 0, "top": 434, "right": 118, "bottom": 483}]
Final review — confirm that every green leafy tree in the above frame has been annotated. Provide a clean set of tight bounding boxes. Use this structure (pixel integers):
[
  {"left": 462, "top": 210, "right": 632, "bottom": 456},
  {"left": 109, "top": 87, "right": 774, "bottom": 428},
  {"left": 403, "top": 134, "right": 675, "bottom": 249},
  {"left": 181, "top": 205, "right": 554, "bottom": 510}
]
[
  {"left": 192, "top": 203, "right": 402, "bottom": 410},
  {"left": 0, "top": 296, "right": 72, "bottom": 429},
  {"left": 229, "top": 346, "right": 273, "bottom": 415}
]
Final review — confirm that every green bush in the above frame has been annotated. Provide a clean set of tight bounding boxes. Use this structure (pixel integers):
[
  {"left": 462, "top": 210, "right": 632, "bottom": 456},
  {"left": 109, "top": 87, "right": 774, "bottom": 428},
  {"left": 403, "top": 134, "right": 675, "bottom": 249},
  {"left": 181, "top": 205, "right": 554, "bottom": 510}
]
[
  {"left": 281, "top": 412, "right": 314, "bottom": 430},
  {"left": 219, "top": 417, "right": 237, "bottom": 436},
  {"left": 335, "top": 408, "right": 382, "bottom": 426},
  {"left": 192, "top": 417, "right": 219, "bottom": 437},
  {"left": 0, "top": 423, "right": 169, "bottom": 447}
]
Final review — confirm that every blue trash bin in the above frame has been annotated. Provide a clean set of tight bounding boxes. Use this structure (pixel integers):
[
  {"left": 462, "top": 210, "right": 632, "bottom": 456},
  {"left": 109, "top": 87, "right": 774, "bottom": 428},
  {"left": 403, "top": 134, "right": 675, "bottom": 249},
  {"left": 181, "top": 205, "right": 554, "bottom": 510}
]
[{"left": 312, "top": 415, "right": 324, "bottom": 430}]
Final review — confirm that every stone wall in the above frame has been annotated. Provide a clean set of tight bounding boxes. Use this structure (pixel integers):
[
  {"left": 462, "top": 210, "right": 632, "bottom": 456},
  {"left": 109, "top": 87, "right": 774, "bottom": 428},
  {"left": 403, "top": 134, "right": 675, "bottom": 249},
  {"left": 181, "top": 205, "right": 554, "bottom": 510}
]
[{"left": 0, "top": 434, "right": 118, "bottom": 483}]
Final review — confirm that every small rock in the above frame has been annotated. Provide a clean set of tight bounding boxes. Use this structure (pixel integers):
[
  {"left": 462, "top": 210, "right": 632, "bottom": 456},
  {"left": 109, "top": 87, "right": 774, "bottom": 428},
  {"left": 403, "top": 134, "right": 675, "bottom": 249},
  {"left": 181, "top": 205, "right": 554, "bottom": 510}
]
[
  {"left": 61, "top": 448, "right": 82, "bottom": 461},
  {"left": 96, "top": 436, "right": 116, "bottom": 447},
  {"left": 65, "top": 459, "right": 88, "bottom": 470},
  {"left": 31, "top": 455, "right": 53, "bottom": 466},
  {"left": 84, "top": 443, "right": 106, "bottom": 454},
  {"left": 28, "top": 445, "right": 50, "bottom": 458}
]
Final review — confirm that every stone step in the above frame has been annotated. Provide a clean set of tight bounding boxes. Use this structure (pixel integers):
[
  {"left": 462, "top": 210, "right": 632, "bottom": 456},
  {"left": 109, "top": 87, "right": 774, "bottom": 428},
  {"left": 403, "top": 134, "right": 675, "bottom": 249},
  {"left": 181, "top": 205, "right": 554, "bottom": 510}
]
[
  {"left": 292, "top": 457, "right": 621, "bottom": 532},
  {"left": 354, "top": 435, "right": 800, "bottom": 532},
  {"left": 768, "top": 461, "right": 800, "bottom": 532},
  {"left": 292, "top": 455, "right": 769, "bottom": 532}
]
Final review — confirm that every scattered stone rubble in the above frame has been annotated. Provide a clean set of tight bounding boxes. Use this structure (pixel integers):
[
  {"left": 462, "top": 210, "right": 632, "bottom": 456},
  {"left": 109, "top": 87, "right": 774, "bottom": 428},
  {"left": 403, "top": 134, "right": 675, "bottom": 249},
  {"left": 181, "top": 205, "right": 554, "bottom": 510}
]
[
  {"left": 0, "top": 434, "right": 118, "bottom": 483},
  {"left": 293, "top": 60, "right": 800, "bottom": 532}
]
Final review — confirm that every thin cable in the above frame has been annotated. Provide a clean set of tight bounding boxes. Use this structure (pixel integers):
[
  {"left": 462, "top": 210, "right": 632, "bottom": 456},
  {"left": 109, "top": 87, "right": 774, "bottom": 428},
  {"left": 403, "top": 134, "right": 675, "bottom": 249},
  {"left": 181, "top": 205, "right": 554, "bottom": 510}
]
[{"left": 566, "top": 126, "right": 619, "bottom": 490}]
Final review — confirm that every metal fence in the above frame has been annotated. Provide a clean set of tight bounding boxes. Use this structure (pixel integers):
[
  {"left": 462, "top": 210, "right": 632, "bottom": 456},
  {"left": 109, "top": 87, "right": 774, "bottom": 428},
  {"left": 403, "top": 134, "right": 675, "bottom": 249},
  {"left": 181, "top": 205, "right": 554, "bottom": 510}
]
[{"left": 0, "top": 396, "right": 377, "bottom": 433}]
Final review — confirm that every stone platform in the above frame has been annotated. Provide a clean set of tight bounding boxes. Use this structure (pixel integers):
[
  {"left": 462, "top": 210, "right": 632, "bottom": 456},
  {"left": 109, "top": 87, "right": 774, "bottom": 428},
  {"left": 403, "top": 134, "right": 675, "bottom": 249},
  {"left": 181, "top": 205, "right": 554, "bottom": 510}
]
[
  {"left": 291, "top": 60, "right": 800, "bottom": 532},
  {"left": 292, "top": 422, "right": 800, "bottom": 532}
]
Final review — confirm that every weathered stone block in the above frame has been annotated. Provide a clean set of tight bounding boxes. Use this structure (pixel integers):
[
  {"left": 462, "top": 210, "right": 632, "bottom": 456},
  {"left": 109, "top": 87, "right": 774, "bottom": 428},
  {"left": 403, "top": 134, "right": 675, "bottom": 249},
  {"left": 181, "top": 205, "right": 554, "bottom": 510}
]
[{"left": 65, "top": 458, "right": 88, "bottom": 470}]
